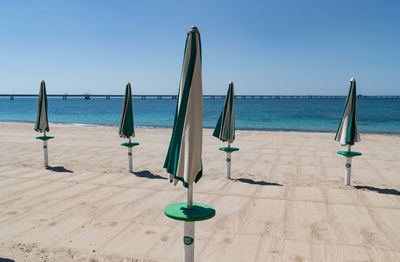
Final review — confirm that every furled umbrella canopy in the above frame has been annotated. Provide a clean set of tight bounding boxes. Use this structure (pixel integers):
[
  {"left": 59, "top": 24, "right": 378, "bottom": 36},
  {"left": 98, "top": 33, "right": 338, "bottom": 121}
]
[
  {"left": 335, "top": 78, "right": 360, "bottom": 146},
  {"left": 34, "top": 80, "right": 49, "bottom": 133},
  {"left": 163, "top": 26, "right": 215, "bottom": 262},
  {"left": 164, "top": 26, "right": 203, "bottom": 188},
  {"left": 34, "top": 80, "right": 54, "bottom": 167},
  {"left": 213, "top": 81, "right": 235, "bottom": 143},
  {"left": 119, "top": 82, "right": 135, "bottom": 139}
]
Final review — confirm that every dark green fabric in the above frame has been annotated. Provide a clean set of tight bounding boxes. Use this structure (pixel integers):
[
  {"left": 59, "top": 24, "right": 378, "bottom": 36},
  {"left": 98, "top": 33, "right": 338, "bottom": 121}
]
[
  {"left": 119, "top": 83, "right": 134, "bottom": 138},
  {"left": 335, "top": 80, "right": 358, "bottom": 145},
  {"left": 346, "top": 83, "right": 357, "bottom": 144},
  {"left": 34, "top": 81, "right": 49, "bottom": 132},
  {"left": 213, "top": 82, "right": 234, "bottom": 142},
  {"left": 213, "top": 109, "right": 223, "bottom": 138}
]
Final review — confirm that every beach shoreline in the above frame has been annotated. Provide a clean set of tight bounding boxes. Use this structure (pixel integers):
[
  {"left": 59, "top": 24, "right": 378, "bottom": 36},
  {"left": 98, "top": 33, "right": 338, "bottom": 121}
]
[
  {"left": 1, "top": 120, "right": 400, "bottom": 136},
  {"left": 1, "top": 122, "right": 399, "bottom": 261}
]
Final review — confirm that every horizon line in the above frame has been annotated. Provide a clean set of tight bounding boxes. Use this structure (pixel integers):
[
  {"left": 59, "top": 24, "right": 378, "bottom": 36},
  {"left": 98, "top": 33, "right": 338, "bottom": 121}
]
[
  {"left": 1, "top": 94, "right": 400, "bottom": 98},
  {"left": 0, "top": 94, "right": 400, "bottom": 100}
]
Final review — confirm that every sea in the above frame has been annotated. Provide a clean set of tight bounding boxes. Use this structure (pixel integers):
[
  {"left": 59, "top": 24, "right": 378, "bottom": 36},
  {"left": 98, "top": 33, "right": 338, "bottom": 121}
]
[{"left": 0, "top": 97, "right": 399, "bottom": 134}]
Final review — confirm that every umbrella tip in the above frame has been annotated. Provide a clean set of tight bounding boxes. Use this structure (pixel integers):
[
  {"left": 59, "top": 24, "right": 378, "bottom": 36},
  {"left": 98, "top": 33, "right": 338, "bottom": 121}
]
[
  {"left": 189, "top": 26, "right": 199, "bottom": 33},
  {"left": 41, "top": 80, "right": 45, "bottom": 83},
  {"left": 229, "top": 80, "right": 233, "bottom": 85},
  {"left": 126, "top": 82, "right": 131, "bottom": 86},
  {"left": 350, "top": 77, "right": 356, "bottom": 82}
]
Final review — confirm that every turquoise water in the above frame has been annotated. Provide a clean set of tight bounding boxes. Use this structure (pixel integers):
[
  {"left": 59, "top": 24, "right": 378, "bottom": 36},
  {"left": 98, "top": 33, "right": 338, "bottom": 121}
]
[{"left": 0, "top": 97, "right": 399, "bottom": 134}]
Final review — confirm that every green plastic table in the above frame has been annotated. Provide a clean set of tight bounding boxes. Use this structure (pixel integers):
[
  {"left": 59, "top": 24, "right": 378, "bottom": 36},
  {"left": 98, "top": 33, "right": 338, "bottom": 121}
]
[
  {"left": 337, "top": 151, "right": 362, "bottom": 158},
  {"left": 219, "top": 147, "right": 239, "bottom": 153},
  {"left": 121, "top": 142, "right": 140, "bottom": 148},
  {"left": 164, "top": 202, "right": 216, "bottom": 222},
  {"left": 165, "top": 202, "right": 215, "bottom": 261},
  {"left": 35, "top": 136, "right": 55, "bottom": 141}
]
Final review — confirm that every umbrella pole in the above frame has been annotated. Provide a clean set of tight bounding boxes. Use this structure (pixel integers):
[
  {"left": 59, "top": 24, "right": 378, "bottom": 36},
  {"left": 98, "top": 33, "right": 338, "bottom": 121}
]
[
  {"left": 184, "top": 221, "right": 195, "bottom": 262},
  {"left": 187, "top": 185, "right": 193, "bottom": 209},
  {"left": 345, "top": 145, "right": 352, "bottom": 186},
  {"left": 43, "top": 131, "right": 48, "bottom": 167},
  {"left": 128, "top": 137, "right": 133, "bottom": 173},
  {"left": 184, "top": 185, "right": 194, "bottom": 262},
  {"left": 227, "top": 142, "right": 231, "bottom": 179}
]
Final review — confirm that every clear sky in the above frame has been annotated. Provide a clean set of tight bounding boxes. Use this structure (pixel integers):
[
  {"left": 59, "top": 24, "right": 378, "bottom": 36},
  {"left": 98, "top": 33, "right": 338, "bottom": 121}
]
[{"left": 1, "top": 0, "right": 399, "bottom": 95}]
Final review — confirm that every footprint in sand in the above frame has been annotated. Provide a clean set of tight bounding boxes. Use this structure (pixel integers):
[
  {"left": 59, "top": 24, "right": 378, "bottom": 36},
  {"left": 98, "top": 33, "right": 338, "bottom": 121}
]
[
  {"left": 145, "top": 230, "right": 156, "bottom": 235},
  {"left": 293, "top": 255, "right": 305, "bottom": 262},
  {"left": 109, "top": 222, "right": 118, "bottom": 227},
  {"left": 224, "top": 237, "right": 233, "bottom": 244},
  {"left": 160, "top": 236, "right": 168, "bottom": 241}
]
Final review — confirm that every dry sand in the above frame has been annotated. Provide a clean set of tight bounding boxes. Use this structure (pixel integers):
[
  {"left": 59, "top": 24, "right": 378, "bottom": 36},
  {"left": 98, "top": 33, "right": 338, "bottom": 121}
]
[{"left": 0, "top": 122, "right": 399, "bottom": 261}]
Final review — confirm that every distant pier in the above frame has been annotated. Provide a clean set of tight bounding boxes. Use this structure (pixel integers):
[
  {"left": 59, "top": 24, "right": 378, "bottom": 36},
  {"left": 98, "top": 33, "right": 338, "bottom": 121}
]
[{"left": 0, "top": 94, "right": 399, "bottom": 100}]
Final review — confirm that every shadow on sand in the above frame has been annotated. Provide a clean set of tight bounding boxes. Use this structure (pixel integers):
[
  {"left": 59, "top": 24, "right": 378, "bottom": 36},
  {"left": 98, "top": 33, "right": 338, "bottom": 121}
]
[
  {"left": 0, "top": 258, "right": 16, "bottom": 262},
  {"left": 46, "top": 166, "right": 74, "bottom": 173},
  {"left": 181, "top": 204, "right": 216, "bottom": 219},
  {"left": 235, "top": 178, "right": 282, "bottom": 186},
  {"left": 354, "top": 185, "right": 400, "bottom": 196},
  {"left": 133, "top": 170, "right": 167, "bottom": 180}
]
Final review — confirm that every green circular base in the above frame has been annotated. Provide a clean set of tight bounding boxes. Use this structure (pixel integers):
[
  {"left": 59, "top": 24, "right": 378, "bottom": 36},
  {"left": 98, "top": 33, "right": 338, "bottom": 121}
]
[
  {"left": 164, "top": 202, "right": 216, "bottom": 222},
  {"left": 121, "top": 142, "right": 140, "bottom": 148},
  {"left": 219, "top": 147, "right": 239, "bottom": 153},
  {"left": 337, "top": 151, "right": 362, "bottom": 158},
  {"left": 35, "top": 136, "right": 55, "bottom": 141}
]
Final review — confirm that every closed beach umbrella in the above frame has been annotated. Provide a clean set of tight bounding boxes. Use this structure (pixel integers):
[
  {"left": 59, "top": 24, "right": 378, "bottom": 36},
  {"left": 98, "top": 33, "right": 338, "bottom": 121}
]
[
  {"left": 335, "top": 77, "right": 362, "bottom": 185},
  {"left": 35, "top": 80, "right": 49, "bottom": 133},
  {"left": 164, "top": 26, "right": 203, "bottom": 189},
  {"left": 335, "top": 78, "right": 360, "bottom": 146},
  {"left": 163, "top": 26, "right": 215, "bottom": 262},
  {"left": 119, "top": 82, "right": 139, "bottom": 172},
  {"left": 34, "top": 80, "right": 54, "bottom": 167},
  {"left": 213, "top": 81, "right": 239, "bottom": 179},
  {"left": 213, "top": 81, "right": 235, "bottom": 142},
  {"left": 119, "top": 82, "right": 135, "bottom": 139}
]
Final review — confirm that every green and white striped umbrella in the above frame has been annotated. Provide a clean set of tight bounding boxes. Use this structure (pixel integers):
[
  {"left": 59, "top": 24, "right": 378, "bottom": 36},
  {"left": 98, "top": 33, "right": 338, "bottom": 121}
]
[
  {"left": 164, "top": 26, "right": 203, "bottom": 188},
  {"left": 213, "top": 81, "right": 235, "bottom": 143},
  {"left": 34, "top": 80, "right": 49, "bottom": 133},
  {"left": 119, "top": 82, "right": 135, "bottom": 139},
  {"left": 335, "top": 77, "right": 360, "bottom": 146}
]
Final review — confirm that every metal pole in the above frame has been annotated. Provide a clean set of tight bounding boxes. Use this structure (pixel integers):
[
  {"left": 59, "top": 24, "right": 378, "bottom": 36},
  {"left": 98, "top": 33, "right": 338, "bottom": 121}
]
[
  {"left": 227, "top": 141, "right": 231, "bottom": 179},
  {"left": 345, "top": 145, "right": 352, "bottom": 186},
  {"left": 187, "top": 185, "right": 193, "bottom": 209},
  {"left": 185, "top": 184, "right": 194, "bottom": 262},
  {"left": 43, "top": 131, "right": 48, "bottom": 167},
  {"left": 128, "top": 137, "right": 133, "bottom": 172},
  {"left": 184, "top": 221, "right": 195, "bottom": 262},
  {"left": 227, "top": 152, "right": 231, "bottom": 179}
]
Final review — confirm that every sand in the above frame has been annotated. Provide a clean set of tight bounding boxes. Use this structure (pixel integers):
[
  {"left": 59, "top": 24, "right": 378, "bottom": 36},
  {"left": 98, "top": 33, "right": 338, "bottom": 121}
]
[{"left": 0, "top": 122, "right": 399, "bottom": 261}]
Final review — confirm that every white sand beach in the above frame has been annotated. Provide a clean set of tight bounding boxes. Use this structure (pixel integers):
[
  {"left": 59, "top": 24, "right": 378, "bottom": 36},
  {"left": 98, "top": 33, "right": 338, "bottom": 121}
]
[{"left": 0, "top": 122, "right": 399, "bottom": 261}]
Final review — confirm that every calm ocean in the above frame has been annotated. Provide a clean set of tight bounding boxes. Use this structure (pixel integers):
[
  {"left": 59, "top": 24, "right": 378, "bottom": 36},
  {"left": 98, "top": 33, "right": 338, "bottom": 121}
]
[{"left": 0, "top": 97, "right": 399, "bottom": 134}]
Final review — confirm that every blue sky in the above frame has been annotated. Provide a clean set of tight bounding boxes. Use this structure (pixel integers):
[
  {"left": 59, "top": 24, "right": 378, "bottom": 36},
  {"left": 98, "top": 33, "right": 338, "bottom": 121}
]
[{"left": 1, "top": 0, "right": 399, "bottom": 95}]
